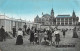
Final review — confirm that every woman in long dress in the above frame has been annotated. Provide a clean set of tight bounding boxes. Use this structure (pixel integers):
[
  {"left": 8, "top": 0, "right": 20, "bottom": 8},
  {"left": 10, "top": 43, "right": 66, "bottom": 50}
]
[
  {"left": 34, "top": 32, "right": 38, "bottom": 44},
  {"left": 30, "top": 30, "right": 34, "bottom": 44},
  {"left": 72, "top": 27, "right": 78, "bottom": 38},
  {"left": 16, "top": 28, "right": 23, "bottom": 45},
  {"left": 38, "top": 31, "right": 43, "bottom": 45},
  {"left": 54, "top": 29, "right": 60, "bottom": 45},
  {"left": 44, "top": 31, "right": 48, "bottom": 42}
]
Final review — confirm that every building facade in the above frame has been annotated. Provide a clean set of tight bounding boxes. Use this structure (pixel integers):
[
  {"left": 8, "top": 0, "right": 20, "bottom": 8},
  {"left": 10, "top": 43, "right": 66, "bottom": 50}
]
[{"left": 34, "top": 8, "right": 79, "bottom": 26}]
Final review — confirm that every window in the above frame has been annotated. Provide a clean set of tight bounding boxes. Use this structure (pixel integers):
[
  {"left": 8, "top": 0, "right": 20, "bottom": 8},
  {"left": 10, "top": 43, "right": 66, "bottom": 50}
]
[
  {"left": 61, "top": 23, "right": 64, "bottom": 26},
  {"left": 65, "top": 18, "right": 68, "bottom": 21},
  {"left": 69, "top": 18, "right": 72, "bottom": 20},
  {"left": 57, "top": 18, "right": 60, "bottom": 20},
  {"left": 61, "top": 18, "right": 64, "bottom": 20},
  {"left": 61, "top": 18, "right": 64, "bottom": 22},
  {"left": 65, "top": 23, "right": 68, "bottom": 25},
  {"left": 57, "top": 23, "right": 60, "bottom": 25},
  {"left": 69, "top": 22, "right": 72, "bottom": 25}
]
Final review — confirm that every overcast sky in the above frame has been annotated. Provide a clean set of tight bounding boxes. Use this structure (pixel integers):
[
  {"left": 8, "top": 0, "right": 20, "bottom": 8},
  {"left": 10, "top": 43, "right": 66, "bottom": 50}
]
[{"left": 0, "top": 0, "right": 80, "bottom": 22}]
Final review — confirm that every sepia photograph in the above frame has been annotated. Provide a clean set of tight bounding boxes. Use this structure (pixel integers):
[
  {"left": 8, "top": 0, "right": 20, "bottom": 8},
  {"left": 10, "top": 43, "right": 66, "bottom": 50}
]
[{"left": 0, "top": 0, "right": 80, "bottom": 51}]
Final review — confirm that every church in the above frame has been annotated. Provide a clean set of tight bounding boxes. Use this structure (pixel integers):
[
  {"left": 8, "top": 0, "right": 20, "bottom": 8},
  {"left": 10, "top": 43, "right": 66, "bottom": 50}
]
[{"left": 34, "top": 8, "right": 79, "bottom": 26}]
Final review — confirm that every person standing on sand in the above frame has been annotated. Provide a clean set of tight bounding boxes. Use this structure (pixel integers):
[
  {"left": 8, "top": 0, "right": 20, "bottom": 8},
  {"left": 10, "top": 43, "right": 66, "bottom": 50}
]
[
  {"left": 16, "top": 28, "right": 23, "bottom": 45},
  {"left": 62, "top": 29, "right": 67, "bottom": 38},
  {"left": 12, "top": 26, "right": 16, "bottom": 38},
  {"left": 54, "top": 29, "right": 60, "bottom": 45},
  {"left": 0, "top": 26, "right": 6, "bottom": 41},
  {"left": 30, "top": 30, "right": 35, "bottom": 44}
]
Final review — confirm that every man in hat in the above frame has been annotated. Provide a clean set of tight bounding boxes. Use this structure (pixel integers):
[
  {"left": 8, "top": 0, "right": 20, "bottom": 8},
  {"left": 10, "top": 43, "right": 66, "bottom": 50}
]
[
  {"left": 0, "top": 26, "right": 6, "bottom": 41},
  {"left": 12, "top": 26, "right": 16, "bottom": 37},
  {"left": 23, "top": 23, "right": 27, "bottom": 33},
  {"left": 62, "top": 29, "right": 67, "bottom": 38}
]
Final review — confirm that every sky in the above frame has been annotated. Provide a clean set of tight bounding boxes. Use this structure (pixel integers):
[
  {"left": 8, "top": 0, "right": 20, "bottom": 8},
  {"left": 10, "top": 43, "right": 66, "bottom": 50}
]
[{"left": 0, "top": 0, "right": 80, "bottom": 22}]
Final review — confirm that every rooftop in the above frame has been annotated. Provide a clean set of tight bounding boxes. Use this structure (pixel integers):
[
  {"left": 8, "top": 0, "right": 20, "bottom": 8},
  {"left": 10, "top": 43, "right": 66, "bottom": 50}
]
[
  {"left": 36, "top": 15, "right": 39, "bottom": 18},
  {"left": 56, "top": 15, "right": 72, "bottom": 17}
]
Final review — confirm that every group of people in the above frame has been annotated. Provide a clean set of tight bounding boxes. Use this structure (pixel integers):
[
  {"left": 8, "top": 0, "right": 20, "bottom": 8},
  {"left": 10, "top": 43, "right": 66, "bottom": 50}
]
[
  {"left": 29, "top": 27, "right": 69, "bottom": 46},
  {"left": 0, "top": 24, "right": 78, "bottom": 46},
  {"left": 12, "top": 26, "right": 70, "bottom": 45},
  {"left": 14, "top": 26, "right": 62, "bottom": 45}
]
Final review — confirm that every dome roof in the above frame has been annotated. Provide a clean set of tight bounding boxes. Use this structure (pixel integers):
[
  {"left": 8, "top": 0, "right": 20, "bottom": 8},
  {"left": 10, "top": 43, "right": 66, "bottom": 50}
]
[{"left": 42, "top": 14, "right": 51, "bottom": 17}]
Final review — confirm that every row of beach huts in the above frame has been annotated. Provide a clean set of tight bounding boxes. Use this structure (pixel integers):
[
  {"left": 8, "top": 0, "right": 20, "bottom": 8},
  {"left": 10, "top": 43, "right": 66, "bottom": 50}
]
[{"left": 0, "top": 14, "right": 37, "bottom": 32}]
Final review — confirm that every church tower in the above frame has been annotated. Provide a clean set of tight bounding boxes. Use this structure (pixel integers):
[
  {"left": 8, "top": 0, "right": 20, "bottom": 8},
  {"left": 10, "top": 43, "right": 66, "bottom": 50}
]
[
  {"left": 72, "top": 10, "right": 77, "bottom": 25},
  {"left": 51, "top": 8, "right": 54, "bottom": 17},
  {"left": 72, "top": 10, "right": 76, "bottom": 17},
  {"left": 50, "top": 8, "right": 55, "bottom": 25}
]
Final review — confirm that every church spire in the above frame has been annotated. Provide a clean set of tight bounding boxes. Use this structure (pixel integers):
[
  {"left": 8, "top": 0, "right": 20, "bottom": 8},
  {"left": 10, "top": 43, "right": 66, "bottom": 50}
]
[
  {"left": 51, "top": 8, "right": 54, "bottom": 17},
  {"left": 72, "top": 10, "right": 76, "bottom": 17},
  {"left": 42, "top": 12, "right": 43, "bottom": 15}
]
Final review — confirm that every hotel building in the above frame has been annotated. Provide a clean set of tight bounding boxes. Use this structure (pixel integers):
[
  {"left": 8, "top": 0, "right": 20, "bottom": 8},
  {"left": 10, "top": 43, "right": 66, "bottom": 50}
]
[{"left": 34, "top": 8, "right": 79, "bottom": 26}]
